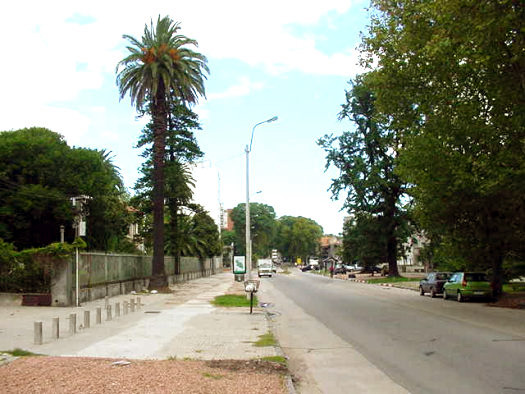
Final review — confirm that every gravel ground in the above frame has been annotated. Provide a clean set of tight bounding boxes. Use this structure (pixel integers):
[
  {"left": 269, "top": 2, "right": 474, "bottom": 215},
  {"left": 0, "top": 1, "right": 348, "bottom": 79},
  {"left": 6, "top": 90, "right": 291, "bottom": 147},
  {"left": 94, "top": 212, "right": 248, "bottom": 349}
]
[{"left": 0, "top": 356, "right": 288, "bottom": 394}]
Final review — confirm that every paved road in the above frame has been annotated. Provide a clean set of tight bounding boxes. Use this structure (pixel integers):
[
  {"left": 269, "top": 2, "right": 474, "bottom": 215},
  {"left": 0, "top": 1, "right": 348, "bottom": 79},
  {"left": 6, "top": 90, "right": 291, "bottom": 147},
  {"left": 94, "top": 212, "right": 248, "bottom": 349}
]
[{"left": 259, "top": 269, "right": 525, "bottom": 394}]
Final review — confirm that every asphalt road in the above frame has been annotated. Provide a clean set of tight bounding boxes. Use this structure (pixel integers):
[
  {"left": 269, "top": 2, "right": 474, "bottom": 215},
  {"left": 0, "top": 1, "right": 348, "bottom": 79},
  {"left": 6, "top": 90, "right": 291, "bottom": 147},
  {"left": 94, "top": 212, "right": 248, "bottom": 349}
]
[{"left": 260, "top": 270, "right": 525, "bottom": 394}]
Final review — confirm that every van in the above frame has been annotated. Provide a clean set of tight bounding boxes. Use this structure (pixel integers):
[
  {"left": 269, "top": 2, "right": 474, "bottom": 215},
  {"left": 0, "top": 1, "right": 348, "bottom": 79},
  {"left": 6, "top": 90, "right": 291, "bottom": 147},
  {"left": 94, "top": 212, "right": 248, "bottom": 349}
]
[{"left": 257, "top": 259, "right": 274, "bottom": 278}]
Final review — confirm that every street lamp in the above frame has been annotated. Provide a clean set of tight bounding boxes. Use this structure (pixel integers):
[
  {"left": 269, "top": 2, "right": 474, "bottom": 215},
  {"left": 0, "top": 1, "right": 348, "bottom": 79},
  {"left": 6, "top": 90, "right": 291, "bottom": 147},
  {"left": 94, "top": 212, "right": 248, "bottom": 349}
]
[{"left": 245, "top": 116, "right": 278, "bottom": 280}]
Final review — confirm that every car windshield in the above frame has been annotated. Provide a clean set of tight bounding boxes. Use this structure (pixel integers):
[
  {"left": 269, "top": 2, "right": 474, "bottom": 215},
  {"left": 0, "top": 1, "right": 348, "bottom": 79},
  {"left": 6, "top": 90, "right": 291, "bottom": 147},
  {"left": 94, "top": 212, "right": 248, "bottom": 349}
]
[
  {"left": 465, "top": 273, "right": 488, "bottom": 282},
  {"left": 435, "top": 273, "right": 450, "bottom": 280}
]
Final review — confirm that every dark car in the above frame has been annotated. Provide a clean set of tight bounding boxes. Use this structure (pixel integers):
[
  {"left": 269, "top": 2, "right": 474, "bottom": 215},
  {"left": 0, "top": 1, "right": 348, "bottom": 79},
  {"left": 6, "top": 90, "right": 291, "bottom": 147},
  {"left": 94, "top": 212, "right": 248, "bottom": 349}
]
[
  {"left": 301, "top": 265, "right": 313, "bottom": 272},
  {"left": 419, "top": 272, "right": 452, "bottom": 297}
]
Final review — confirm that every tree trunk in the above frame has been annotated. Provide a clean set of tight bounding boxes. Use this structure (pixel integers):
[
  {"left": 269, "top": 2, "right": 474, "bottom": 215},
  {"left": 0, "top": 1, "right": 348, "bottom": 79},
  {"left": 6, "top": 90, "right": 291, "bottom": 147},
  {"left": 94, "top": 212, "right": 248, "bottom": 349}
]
[
  {"left": 491, "top": 254, "right": 503, "bottom": 299},
  {"left": 150, "top": 81, "right": 168, "bottom": 289},
  {"left": 387, "top": 235, "right": 400, "bottom": 277},
  {"left": 385, "top": 197, "right": 400, "bottom": 277}
]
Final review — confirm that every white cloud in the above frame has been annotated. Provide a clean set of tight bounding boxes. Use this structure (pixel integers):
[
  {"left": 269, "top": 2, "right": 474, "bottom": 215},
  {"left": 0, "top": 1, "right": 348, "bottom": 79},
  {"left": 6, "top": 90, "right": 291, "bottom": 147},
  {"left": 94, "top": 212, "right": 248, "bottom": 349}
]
[
  {"left": 207, "top": 77, "right": 264, "bottom": 100},
  {"left": 1, "top": 104, "right": 90, "bottom": 145},
  {"left": 0, "top": 0, "right": 363, "bottom": 142}
]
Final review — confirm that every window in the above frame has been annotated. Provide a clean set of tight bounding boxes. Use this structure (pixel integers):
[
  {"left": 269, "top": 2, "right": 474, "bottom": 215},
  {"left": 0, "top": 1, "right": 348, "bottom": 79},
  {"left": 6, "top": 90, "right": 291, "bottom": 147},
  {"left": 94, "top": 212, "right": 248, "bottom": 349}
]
[{"left": 465, "top": 273, "right": 488, "bottom": 282}]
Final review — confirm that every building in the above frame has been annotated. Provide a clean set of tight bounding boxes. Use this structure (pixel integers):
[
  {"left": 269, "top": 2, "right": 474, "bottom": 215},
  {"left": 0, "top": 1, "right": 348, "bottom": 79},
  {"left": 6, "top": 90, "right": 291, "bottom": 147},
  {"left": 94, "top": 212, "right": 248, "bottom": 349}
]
[
  {"left": 319, "top": 235, "right": 342, "bottom": 260},
  {"left": 397, "top": 231, "right": 428, "bottom": 270},
  {"left": 222, "top": 208, "right": 234, "bottom": 231}
]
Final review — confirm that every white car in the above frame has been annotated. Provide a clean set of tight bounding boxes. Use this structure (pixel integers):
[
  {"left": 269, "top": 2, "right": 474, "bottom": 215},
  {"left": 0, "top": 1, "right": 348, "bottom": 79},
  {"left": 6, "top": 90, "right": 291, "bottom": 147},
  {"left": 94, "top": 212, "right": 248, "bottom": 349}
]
[{"left": 257, "top": 259, "right": 274, "bottom": 277}]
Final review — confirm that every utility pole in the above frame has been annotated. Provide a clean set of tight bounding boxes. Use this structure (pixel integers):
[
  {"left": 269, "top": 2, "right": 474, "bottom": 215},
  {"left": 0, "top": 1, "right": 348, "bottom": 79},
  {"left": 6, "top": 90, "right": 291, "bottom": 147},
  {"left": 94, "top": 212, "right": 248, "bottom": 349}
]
[{"left": 70, "top": 195, "right": 91, "bottom": 307}]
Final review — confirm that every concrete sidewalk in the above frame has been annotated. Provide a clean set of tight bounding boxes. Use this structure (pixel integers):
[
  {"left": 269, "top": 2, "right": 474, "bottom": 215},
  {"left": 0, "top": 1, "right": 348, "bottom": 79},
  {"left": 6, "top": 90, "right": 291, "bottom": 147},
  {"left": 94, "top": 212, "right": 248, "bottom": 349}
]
[{"left": 0, "top": 272, "right": 278, "bottom": 361}]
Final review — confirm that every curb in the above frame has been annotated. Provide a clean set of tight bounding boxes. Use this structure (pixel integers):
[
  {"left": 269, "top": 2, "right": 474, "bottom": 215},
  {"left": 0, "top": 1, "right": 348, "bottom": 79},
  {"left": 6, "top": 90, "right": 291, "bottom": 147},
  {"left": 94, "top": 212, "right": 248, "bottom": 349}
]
[
  {"left": 347, "top": 278, "right": 420, "bottom": 292},
  {"left": 263, "top": 310, "right": 296, "bottom": 394}
]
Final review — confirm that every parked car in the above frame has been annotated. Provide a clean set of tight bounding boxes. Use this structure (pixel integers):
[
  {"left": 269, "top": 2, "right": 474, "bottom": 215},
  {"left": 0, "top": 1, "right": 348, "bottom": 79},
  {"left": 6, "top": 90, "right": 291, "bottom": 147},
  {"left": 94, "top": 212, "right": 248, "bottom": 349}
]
[
  {"left": 301, "top": 265, "right": 313, "bottom": 272},
  {"left": 419, "top": 272, "right": 451, "bottom": 297},
  {"left": 443, "top": 272, "right": 493, "bottom": 302},
  {"left": 333, "top": 264, "right": 347, "bottom": 275}
]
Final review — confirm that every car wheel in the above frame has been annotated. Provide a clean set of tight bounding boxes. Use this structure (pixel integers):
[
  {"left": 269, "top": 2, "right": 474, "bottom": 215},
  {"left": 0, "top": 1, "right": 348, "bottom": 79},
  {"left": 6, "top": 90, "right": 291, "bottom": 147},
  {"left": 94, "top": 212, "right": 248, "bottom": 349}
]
[
  {"left": 457, "top": 291, "right": 463, "bottom": 303},
  {"left": 269, "top": 275, "right": 272, "bottom": 278},
  {"left": 430, "top": 288, "right": 436, "bottom": 298},
  {"left": 419, "top": 286, "right": 425, "bottom": 296},
  {"left": 443, "top": 290, "right": 448, "bottom": 300}
]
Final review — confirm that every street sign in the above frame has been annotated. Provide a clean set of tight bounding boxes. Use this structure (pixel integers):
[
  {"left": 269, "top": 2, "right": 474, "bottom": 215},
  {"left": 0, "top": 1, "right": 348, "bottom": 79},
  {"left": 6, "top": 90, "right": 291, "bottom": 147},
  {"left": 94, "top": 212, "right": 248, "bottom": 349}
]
[{"left": 233, "top": 256, "right": 246, "bottom": 274}]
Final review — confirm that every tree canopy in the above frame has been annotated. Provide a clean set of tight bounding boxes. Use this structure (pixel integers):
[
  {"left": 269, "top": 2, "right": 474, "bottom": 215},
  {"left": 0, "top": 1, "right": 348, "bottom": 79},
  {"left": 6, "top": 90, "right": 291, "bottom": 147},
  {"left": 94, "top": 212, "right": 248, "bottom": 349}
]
[
  {"left": 275, "top": 216, "right": 323, "bottom": 263},
  {"left": 0, "top": 127, "right": 131, "bottom": 251},
  {"left": 319, "top": 75, "right": 409, "bottom": 275},
  {"left": 230, "top": 202, "right": 277, "bottom": 260},
  {"left": 360, "top": 0, "right": 525, "bottom": 288}
]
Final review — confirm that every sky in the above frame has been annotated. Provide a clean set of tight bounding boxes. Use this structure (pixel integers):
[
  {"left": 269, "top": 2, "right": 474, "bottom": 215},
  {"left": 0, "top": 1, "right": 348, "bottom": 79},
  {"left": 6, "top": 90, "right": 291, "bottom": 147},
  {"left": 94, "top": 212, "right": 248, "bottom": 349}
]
[{"left": 1, "top": 0, "right": 370, "bottom": 236}]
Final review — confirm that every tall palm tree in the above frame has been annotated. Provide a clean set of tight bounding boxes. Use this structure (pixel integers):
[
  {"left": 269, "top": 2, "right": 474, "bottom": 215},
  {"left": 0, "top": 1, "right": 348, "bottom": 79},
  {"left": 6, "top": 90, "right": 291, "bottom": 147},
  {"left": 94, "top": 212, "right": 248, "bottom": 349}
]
[{"left": 116, "top": 16, "right": 208, "bottom": 288}]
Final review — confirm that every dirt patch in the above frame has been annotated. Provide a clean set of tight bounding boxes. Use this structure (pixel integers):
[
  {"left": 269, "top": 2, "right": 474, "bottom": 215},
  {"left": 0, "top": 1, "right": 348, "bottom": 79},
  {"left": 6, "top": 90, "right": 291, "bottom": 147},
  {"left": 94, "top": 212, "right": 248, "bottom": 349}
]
[
  {"left": 206, "top": 359, "right": 288, "bottom": 374},
  {"left": 0, "top": 356, "right": 287, "bottom": 394},
  {"left": 487, "top": 292, "right": 525, "bottom": 309}
]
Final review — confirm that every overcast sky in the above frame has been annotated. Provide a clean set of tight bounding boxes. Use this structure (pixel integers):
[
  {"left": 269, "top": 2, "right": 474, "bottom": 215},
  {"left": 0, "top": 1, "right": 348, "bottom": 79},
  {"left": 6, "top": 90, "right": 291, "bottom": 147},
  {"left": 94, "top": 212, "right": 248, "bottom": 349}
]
[{"left": 1, "top": 0, "right": 369, "bottom": 235}]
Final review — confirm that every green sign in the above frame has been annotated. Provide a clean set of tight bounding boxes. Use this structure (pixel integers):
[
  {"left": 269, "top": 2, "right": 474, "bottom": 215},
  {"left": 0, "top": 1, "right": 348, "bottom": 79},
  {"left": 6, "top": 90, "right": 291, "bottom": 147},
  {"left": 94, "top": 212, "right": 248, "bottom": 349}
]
[{"left": 233, "top": 256, "right": 246, "bottom": 274}]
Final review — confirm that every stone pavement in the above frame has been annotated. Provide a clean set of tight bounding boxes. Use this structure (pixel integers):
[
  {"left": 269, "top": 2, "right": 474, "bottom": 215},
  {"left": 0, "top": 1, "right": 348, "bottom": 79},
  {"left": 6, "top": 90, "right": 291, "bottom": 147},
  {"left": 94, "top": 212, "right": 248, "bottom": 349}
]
[{"left": 0, "top": 272, "right": 279, "bottom": 361}]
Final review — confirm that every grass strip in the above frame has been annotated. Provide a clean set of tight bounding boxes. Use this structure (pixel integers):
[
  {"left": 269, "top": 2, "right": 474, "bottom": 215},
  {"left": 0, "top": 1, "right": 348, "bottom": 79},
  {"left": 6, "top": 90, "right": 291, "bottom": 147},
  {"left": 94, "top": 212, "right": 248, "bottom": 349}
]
[
  {"left": 2, "top": 348, "right": 43, "bottom": 357},
  {"left": 211, "top": 294, "right": 258, "bottom": 307},
  {"left": 366, "top": 276, "right": 422, "bottom": 284},
  {"left": 254, "top": 332, "right": 277, "bottom": 347},
  {"left": 260, "top": 355, "right": 287, "bottom": 365},
  {"left": 503, "top": 283, "right": 525, "bottom": 293}
]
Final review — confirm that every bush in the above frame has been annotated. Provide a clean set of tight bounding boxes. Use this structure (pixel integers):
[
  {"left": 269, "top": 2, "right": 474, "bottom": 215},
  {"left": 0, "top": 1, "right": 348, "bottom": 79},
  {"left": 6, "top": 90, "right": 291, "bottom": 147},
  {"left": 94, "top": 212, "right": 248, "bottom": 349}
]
[{"left": 0, "top": 238, "right": 85, "bottom": 293}]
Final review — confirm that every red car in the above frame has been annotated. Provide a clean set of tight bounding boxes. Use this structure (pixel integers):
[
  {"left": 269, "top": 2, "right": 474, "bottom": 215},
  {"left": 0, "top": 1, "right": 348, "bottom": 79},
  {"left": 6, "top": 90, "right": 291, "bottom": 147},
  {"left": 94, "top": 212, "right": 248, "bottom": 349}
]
[{"left": 419, "top": 272, "right": 452, "bottom": 298}]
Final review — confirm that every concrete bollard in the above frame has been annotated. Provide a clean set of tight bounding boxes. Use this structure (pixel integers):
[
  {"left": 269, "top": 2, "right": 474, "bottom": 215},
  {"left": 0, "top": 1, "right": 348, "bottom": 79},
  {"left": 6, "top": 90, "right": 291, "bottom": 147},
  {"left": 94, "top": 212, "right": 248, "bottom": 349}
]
[
  {"left": 115, "top": 302, "right": 120, "bottom": 317},
  {"left": 84, "top": 310, "right": 90, "bottom": 329},
  {"left": 96, "top": 307, "right": 102, "bottom": 324},
  {"left": 69, "top": 313, "right": 76, "bottom": 334},
  {"left": 123, "top": 301, "right": 129, "bottom": 315},
  {"left": 106, "top": 305, "right": 112, "bottom": 321},
  {"left": 34, "top": 321, "right": 43, "bottom": 345},
  {"left": 52, "top": 317, "right": 59, "bottom": 339},
  {"left": 130, "top": 299, "right": 135, "bottom": 313}
]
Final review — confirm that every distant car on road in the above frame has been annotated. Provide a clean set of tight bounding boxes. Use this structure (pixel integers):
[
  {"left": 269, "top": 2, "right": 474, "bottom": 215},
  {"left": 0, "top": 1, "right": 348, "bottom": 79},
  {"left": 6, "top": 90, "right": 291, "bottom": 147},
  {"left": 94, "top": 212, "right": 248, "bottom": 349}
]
[
  {"left": 419, "top": 272, "right": 451, "bottom": 297},
  {"left": 301, "top": 265, "right": 313, "bottom": 272},
  {"left": 443, "top": 272, "right": 493, "bottom": 302},
  {"left": 257, "top": 259, "right": 274, "bottom": 278}
]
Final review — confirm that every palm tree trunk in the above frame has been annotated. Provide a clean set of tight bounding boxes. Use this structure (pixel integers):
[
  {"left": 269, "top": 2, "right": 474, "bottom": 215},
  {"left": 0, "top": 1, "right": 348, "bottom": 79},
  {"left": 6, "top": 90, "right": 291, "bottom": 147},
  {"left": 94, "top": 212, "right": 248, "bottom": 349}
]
[{"left": 150, "top": 81, "right": 168, "bottom": 289}]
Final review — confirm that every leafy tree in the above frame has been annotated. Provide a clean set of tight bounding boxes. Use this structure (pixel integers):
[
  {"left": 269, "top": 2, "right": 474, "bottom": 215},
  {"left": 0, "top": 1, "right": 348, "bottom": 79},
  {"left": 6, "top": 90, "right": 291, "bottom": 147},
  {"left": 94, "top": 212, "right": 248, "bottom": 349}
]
[
  {"left": 191, "top": 208, "right": 222, "bottom": 258},
  {"left": 319, "top": 76, "right": 409, "bottom": 276},
  {"left": 0, "top": 127, "right": 131, "bottom": 251},
  {"left": 117, "top": 16, "right": 208, "bottom": 288},
  {"left": 361, "top": 0, "right": 525, "bottom": 292},
  {"left": 230, "top": 203, "right": 277, "bottom": 261},
  {"left": 275, "top": 216, "right": 323, "bottom": 263},
  {"left": 134, "top": 101, "right": 203, "bottom": 272}
]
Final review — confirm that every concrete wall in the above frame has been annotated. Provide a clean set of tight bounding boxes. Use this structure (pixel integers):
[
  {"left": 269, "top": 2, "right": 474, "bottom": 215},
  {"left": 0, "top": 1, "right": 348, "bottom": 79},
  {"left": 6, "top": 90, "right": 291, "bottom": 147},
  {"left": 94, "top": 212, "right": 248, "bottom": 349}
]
[{"left": 49, "top": 252, "right": 223, "bottom": 306}]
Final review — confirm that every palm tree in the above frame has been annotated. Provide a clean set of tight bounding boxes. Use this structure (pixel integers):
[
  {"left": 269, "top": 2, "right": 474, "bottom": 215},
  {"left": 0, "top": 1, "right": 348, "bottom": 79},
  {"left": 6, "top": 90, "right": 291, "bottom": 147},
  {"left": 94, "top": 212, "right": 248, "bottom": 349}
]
[{"left": 116, "top": 16, "right": 208, "bottom": 288}]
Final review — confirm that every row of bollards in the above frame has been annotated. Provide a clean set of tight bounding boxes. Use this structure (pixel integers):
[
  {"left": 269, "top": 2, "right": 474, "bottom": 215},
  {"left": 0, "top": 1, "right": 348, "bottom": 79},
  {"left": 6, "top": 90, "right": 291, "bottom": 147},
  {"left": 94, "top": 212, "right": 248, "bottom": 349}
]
[{"left": 33, "top": 297, "right": 141, "bottom": 345}]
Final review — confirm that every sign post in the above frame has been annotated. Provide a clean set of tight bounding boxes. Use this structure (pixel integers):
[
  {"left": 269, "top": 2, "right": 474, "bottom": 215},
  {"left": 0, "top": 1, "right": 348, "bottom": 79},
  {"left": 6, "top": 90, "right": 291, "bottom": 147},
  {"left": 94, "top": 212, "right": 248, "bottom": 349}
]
[{"left": 233, "top": 256, "right": 246, "bottom": 282}]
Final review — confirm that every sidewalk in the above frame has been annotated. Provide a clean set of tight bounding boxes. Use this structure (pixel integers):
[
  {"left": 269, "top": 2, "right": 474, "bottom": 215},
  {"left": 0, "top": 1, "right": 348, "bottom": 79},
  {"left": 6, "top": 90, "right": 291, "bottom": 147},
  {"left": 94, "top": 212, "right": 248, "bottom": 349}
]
[
  {"left": 0, "top": 272, "right": 279, "bottom": 360},
  {"left": 0, "top": 272, "right": 290, "bottom": 393}
]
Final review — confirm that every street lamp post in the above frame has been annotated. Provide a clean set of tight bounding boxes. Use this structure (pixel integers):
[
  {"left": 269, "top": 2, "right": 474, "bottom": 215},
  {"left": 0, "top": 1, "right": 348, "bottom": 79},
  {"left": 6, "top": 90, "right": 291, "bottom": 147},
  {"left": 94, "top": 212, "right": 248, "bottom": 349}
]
[{"left": 245, "top": 116, "right": 278, "bottom": 280}]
